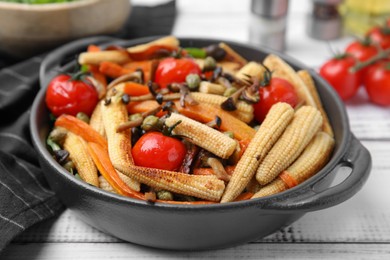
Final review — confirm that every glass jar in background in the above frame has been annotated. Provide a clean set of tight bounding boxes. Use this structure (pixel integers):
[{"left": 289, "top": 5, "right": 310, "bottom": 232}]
[{"left": 339, "top": 0, "right": 390, "bottom": 37}]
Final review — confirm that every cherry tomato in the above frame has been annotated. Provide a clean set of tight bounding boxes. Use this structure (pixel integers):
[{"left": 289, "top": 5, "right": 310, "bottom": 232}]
[
  {"left": 253, "top": 78, "right": 299, "bottom": 123},
  {"left": 366, "top": 26, "right": 390, "bottom": 50},
  {"left": 363, "top": 61, "right": 390, "bottom": 106},
  {"left": 45, "top": 74, "right": 98, "bottom": 117},
  {"left": 132, "top": 132, "right": 186, "bottom": 171},
  {"left": 319, "top": 55, "right": 362, "bottom": 101},
  {"left": 345, "top": 39, "right": 378, "bottom": 62},
  {"left": 154, "top": 57, "right": 202, "bottom": 88}
]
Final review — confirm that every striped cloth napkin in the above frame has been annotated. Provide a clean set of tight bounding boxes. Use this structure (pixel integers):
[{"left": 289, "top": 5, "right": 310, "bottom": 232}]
[{"left": 0, "top": 0, "right": 176, "bottom": 251}]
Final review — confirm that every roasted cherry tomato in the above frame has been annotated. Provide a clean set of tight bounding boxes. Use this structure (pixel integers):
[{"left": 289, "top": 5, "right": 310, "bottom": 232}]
[
  {"left": 366, "top": 25, "right": 390, "bottom": 50},
  {"left": 363, "top": 61, "right": 390, "bottom": 106},
  {"left": 319, "top": 55, "right": 362, "bottom": 101},
  {"left": 45, "top": 74, "right": 98, "bottom": 117},
  {"left": 132, "top": 132, "right": 186, "bottom": 171},
  {"left": 253, "top": 77, "right": 299, "bottom": 123},
  {"left": 154, "top": 57, "right": 202, "bottom": 88}
]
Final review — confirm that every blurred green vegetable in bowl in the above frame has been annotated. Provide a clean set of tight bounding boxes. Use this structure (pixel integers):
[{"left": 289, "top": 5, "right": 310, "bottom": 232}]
[{"left": 0, "top": 0, "right": 131, "bottom": 58}]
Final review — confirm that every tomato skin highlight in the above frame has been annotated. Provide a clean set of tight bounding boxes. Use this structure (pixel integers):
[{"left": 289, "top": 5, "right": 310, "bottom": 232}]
[
  {"left": 363, "top": 61, "right": 390, "bottom": 106},
  {"left": 253, "top": 78, "right": 299, "bottom": 123},
  {"left": 319, "top": 56, "right": 362, "bottom": 101},
  {"left": 45, "top": 74, "right": 98, "bottom": 117},
  {"left": 132, "top": 132, "right": 186, "bottom": 171},
  {"left": 366, "top": 26, "right": 390, "bottom": 50},
  {"left": 154, "top": 57, "right": 202, "bottom": 88}
]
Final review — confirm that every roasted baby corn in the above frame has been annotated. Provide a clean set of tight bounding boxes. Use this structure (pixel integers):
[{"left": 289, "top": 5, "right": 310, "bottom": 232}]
[
  {"left": 263, "top": 54, "right": 317, "bottom": 107},
  {"left": 252, "top": 131, "right": 334, "bottom": 198},
  {"left": 127, "top": 35, "right": 179, "bottom": 53},
  {"left": 199, "top": 81, "right": 226, "bottom": 95},
  {"left": 191, "top": 92, "right": 254, "bottom": 123},
  {"left": 256, "top": 105, "right": 323, "bottom": 185},
  {"left": 115, "top": 164, "right": 226, "bottom": 202},
  {"left": 101, "top": 99, "right": 141, "bottom": 191},
  {"left": 78, "top": 50, "right": 131, "bottom": 65},
  {"left": 297, "top": 70, "right": 334, "bottom": 137},
  {"left": 235, "top": 61, "right": 265, "bottom": 82},
  {"left": 89, "top": 101, "right": 106, "bottom": 138},
  {"left": 164, "top": 113, "right": 237, "bottom": 159},
  {"left": 99, "top": 175, "right": 116, "bottom": 193},
  {"left": 220, "top": 102, "right": 294, "bottom": 203},
  {"left": 63, "top": 132, "right": 99, "bottom": 187}
]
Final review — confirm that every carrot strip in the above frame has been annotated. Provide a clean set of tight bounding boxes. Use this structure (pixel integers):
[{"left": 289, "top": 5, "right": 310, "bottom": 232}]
[
  {"left": 279, "top": 170, "right": 298, "bottom": 189},
  {"left": 55, "top": 114, "right": 107, "bottom": 148},
  {"left": 99, "top": 61, "right": 132, "bottom": 78},
  {"left": 174, "top": 102, "right": 256, "bottom": 141},
  {"left": 127, "top": 100, "right": 166, "bottom": 117},
  {"left": 123, "top": 82, "right": 150, "bottom": 96},
  {"left": 87, "top": 44, "right": 101, "bottom": 52},
  {"left": 233, "top": 192, "right": 254, "bottom": 202},
  {"left": 122, "top": 60, "right": 153, "bottom": 71},
  {"left": 87, "top": 142, "right": 145, "bottom": 200}
]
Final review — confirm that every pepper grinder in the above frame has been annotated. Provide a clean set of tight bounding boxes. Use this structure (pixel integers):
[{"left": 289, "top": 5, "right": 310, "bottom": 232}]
[{"left": 249, "top": 0, "right": 289, "bottom": 52}]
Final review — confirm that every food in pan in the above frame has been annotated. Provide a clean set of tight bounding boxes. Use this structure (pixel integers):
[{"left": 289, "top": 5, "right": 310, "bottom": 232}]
[{"left": 45, "top": 36, "right": 335, "bottom": 204}]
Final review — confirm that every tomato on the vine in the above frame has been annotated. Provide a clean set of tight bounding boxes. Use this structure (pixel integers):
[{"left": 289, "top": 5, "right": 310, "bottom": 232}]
[
  {"left": 345, "top": 39, "right": 379, "bottom": 62},
  {"left": 366, "top": 25, "right": 390, "bottom": 50},
  {"left": 45, "top": 74, "right": 98, "bottom": 117},
  {"left": 253, "top": 77, "right": 299, "bottom": 123},
  {"left": 154, "top": 57, "right": 202, "bottom": 88},
  {"left": 132, "top": 132, "right": 186, "bottom": 171},
  {"left": 319, "top": 55, "right": 362, "bottom": 101},
  {"left": 363, "top": 61, "right": 390, "bottom": 106}
]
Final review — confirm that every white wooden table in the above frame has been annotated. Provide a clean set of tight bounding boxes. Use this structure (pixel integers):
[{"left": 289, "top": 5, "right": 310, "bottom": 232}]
[{"left": 2, "top": 0, "right": 390, "bottom": 259}]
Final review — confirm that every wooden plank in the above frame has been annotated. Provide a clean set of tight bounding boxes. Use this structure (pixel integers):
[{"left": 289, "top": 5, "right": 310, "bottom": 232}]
[{"left": 2, "top": 242, "right": 390, "bottom": 260}]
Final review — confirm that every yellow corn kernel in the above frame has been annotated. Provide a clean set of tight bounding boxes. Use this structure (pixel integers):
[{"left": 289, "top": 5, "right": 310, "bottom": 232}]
[
  {"left": 191, "top": 92, "right": 254, "bottom": 123},
  {"left": 199, "top": 81, "right": 226, "bottom": 95},
  {"left": 164, "top": 113, "right": 237, "bottom": 159},
  {"left": 101, "top": 100, "right": 141, "bottom": 191},
  {"left": 78, "top": 50, "right": 130, "bottom": 65},
  {"left": 63, "top": 132, "right": 99, "bottom": 187},
  {"left": 115, "top": 164, "right": 225, "bottom": 202},
  {"left": 297, "top": 70, "right": 334, "bottom": 137},
  {"left": 256, "top": 106, "right": 323, "bottom": 185},
  {"left": 263, "top": 54, "right": 317, "bottom": 107},
  {"left": 220, "top": 102, "right": 294, "bottom": 203},
  {"left": 89, "top": 101, "right": 106, "bottom": 138},
  {"left": 235, "top": 61, "right": 265, "bottom": 83},
  {"left": 252, "top": 131, "right": 335, "bottom": 198},
  {"left": 98, "top": 175, "right": 117, "bottom": 194},
  {"left": 117, "top": 170, "right": 141, "bottom": 192}
]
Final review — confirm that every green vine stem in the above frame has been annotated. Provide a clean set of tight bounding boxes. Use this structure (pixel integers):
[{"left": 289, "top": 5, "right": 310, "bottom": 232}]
[{"left": 350, "top": 48, "right": 390, "bottom": 73}]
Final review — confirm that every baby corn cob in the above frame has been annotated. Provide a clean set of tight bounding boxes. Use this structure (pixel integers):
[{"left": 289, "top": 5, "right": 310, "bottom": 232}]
[
  {"left": 127, "top": 36, "right": 179, "bottom": 53},
  {"left": 256, "top": 106, "right": 323, "bottom": 185},
  {"left": 78, "top": 50, "right": 131, "bottom": 65},
  {"left": 235, "top": 61, "right": 265, "bottom": 82},
  {"left": 99, "top": 175, "right": 117, "bottom": 194},
  {"left": 199, "top": 81, "right": 226, "bottom": 95},
  {"left": 117, "top": 170, "right": 141, "bottom": 192},
  {"left": 115, "top": 164, "right": 225, "bottom": 201},
  {"left": 297, "top": 70, "right": 334, "bottom": 137},
  {"left": 89, "top": 102, "right": 106, "bottom": 138},
  {"left": 219, "top": 42, "right": 247, "bottom": 66},
  {"left": 252, "top": 131, "right": 334, "bottom": 198},
  {"left": 63, "top": 132, "right": 99, "bottom": 187},
  {"left": 220, "top": 102, "right": 294, "bottom": 203},
  {"left": 164, "top": 113, "right": 237, "bottom": 159},
  {"left": 101, "top": 99, "right": 141, "bottom": 191},
  {"left": 191, "top": 92, "right": 254, "bottom": 123},
  {"left": 263, "top": 54, "right": 317, "bottom": 107}
]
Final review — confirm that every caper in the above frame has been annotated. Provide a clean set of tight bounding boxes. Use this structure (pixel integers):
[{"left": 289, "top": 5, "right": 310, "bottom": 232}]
[
  {"left": 76, "top": 112, "right": 90, "bottom": 124},
  {"left": 156, "top": 190, "right": 174, "bottom": 201},
  {"left": 203, "top": 56, "right": 217, "bottom": 71},
  {"left": 48, "top": 127, "right": 68, "bottom": 146},
  {"left": 186, "top": 73, "right": 201, "bottom": 90},
  {"left": 141, "top": 115, "right": 160, "bottom": 131},
  {"left": 223, "top": 87, "right": 238, "bottom": 97}
]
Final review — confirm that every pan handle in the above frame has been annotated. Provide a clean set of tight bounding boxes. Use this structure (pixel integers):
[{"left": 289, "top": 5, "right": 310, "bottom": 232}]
[
  {"left": 39, "top": 36, "right": 123, "bottom": 88},
  {"left": 261, "top": 134, "right": 371, "bottom": 211}
]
